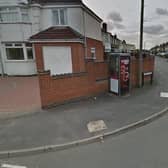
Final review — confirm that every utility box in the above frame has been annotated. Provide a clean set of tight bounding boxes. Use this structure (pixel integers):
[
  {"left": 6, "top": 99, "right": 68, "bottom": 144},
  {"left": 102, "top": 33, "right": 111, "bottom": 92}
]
[{"left": 109, "top": 53, "right": 131, "bottom": 96}]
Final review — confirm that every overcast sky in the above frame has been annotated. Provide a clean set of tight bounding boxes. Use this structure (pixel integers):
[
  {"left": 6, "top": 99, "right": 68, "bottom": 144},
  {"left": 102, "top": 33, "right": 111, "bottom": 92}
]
[{"left": 83, "top": 0, "right": 168, "bottom": 49}]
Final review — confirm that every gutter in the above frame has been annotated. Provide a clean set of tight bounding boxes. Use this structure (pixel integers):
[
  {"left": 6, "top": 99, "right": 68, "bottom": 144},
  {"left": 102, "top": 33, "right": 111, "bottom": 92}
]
[
  {"left": 29, "top": 39, "right": 85, "bottom": 43},
  {"left": 82, "top": 8, "right": 87, "bottom": 58}
]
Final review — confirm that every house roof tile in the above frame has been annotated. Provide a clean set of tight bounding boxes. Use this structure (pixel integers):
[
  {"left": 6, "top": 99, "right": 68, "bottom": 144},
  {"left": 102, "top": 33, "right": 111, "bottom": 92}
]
[{"left": 30, "top": 26, "right": 84, "bottom": 40}]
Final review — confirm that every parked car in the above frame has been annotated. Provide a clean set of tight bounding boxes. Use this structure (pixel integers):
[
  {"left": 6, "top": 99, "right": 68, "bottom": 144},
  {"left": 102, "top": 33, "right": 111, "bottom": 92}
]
[{"left": 157, "top": 52, "right": 168, "bottom": 58}]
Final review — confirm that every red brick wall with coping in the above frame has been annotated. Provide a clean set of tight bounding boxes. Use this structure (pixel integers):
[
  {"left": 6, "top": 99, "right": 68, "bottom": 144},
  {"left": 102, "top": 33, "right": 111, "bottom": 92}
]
[
  {"left": 34, "top": 39, "right": 155, "bottom": 107},
  {"left": 34, "top": 39, "right": 109, "bottom": 108},
  {"left": 38, "top": 62, "right": 109, "bottom": 108},
  {"left": 130, "top": 56, "right": 155, "bottom": 88}
]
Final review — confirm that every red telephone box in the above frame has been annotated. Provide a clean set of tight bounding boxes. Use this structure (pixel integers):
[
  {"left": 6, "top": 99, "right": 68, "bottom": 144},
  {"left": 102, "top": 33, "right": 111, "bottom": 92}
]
[{"left": 109, "top": 53, "right": 131, "bottom": 96}]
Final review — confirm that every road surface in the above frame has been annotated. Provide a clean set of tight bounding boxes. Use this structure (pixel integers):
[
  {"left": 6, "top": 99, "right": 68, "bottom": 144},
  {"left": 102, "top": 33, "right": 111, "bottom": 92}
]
[{"left": 1, "top": 108, "right": 168, "bottom": 167}]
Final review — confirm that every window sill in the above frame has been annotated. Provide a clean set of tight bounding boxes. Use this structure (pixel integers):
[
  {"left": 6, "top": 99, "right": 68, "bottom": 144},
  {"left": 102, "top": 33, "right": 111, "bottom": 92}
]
[
  {"left": 5, "top": 60, "right": 35, "bottom": 63},
  {"left": 52, "top": 24, "right": 68, "bottom": 26},
  {"left": 85, "top": 57, "right": 96, "bottom": 60}
]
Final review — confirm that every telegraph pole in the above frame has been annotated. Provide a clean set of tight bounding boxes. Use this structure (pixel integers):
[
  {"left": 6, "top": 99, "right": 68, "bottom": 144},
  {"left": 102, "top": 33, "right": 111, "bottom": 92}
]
[{"left": 139, "top": 0, "right": 144, "bottom": 87}]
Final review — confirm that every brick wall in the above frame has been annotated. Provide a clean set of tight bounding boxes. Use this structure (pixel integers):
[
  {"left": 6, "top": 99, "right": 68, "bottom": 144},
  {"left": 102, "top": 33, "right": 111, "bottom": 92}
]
[
  {"left": 86, "top": 38, "right": 104, "bottom": 61},
  {"left": 34, "top": 39, "right": 109, "bottom": 108},
  {"left": 130, "top": 56, "right": 155, "bottom": 88},
  {"left": 38, "top": 62, "right": 109, "bottom": 108},
  {"left": 35, "top": 38, "right": 155, "bottom": 107}
]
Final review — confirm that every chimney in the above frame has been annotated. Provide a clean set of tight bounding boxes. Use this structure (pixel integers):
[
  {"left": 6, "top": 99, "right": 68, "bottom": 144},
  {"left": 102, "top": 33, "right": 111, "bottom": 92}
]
[{"left": 102, "top": 22, "right": 107, "bottom": 33}]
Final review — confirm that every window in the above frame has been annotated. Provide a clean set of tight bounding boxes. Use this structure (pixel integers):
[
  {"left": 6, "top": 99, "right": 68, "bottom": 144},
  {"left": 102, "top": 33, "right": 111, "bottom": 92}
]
[
  {"left": 0, "top": 7, "right": 19, "bottom": 22},
  {"left": 6, "top": 48, "right": 24, "bottom": 60},
  {"left": 5, "top": 43, "right": 34, "bottom": 61},
  {"left": 15, "top": 43, "right": 22, "bottom": 47},
  {"left": 21, "top": 8, "right": 29, "bottom": 22},
  {"left": 91, "top": 48, "right": 96, "bottom": 59},
  {"left": 0, "top": 7, "right": 29, "bottom": 23},
  {"left": 52, "top": 9, "right": 67, "bottom": 25},
  {"left": 26, "top": 43, "right": 34, "bottom": 60}
]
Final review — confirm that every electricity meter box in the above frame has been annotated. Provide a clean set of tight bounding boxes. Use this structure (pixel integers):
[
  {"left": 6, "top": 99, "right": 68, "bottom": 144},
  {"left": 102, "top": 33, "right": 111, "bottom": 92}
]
[{"left": 109, "top": 53, "right": 131, "bottom": 96}]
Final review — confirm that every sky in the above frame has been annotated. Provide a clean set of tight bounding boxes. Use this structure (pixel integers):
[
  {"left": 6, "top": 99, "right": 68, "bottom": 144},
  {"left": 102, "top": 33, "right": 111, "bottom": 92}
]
[{"left": 83, "top": 0, "right": 168, "bottom": 49}]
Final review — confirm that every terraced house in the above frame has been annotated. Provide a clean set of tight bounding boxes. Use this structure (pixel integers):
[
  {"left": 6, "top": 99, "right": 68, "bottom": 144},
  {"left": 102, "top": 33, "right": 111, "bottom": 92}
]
[{"left": 0, "top": 0, "right": 109, "bottom": 108}]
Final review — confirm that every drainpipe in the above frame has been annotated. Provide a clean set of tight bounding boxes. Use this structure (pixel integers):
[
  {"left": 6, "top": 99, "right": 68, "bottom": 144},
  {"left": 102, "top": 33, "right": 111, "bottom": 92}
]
[
  {"left": 82, "top": 8, "right": 87, "bottom": 58},
  {"left": 0, "top": 48, "right": 4, "bottom": 77},
  {"left": 0, "top": 25, "right": 4, "bottom": 77}
]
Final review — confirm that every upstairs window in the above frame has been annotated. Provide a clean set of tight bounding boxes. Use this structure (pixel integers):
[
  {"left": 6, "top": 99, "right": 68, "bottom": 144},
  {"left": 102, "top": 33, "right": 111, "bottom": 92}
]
[
  {"left": 0, "top": 7, "right": 19, "bottom": 22},
  {"left": 21, "top": 8, "right": 29, "bottom": 22},
  {"left": 0, "top": 7, "right": 29, "bottom": 23},
  {"left": 52, "top": 9, "right": 67, "bottom": 25}
]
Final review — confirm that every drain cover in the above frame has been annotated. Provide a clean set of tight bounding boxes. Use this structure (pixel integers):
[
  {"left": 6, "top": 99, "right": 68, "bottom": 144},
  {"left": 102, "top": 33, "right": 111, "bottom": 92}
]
[{"left": 87, "top": 120, "right": 107, "bottom": 133}]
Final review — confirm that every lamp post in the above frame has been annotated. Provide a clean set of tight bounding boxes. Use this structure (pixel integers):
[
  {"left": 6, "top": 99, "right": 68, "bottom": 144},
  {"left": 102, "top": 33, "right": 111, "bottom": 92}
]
[{"left": 139, "top": 0, "right": 144, "bottom": 87}]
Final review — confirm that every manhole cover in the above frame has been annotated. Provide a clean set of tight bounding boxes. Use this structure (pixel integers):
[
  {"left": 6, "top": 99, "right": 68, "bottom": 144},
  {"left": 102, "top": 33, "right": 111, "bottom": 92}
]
[{"left": 87, "top": 120, "right": 107, "bottom": 133}]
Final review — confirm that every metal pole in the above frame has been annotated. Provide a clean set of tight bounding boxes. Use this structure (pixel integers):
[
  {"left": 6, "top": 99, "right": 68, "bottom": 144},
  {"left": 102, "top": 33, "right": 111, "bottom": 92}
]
[{"left": 139, "top": 0, "right": 144, "bottom": 87}]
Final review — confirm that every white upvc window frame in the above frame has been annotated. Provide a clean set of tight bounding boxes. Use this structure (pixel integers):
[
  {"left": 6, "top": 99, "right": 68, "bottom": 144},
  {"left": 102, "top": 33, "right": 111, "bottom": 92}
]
[
  {"left": 52, "top": 8, "right": 67, "bottom": 26},
  {"left": 4, "top": 43, "right": 34, "bottom": 62},
  {"left": 0, "top": 7, "right": 20, "bottom": 23},
  {"left": 25, "top": 43, "right": 34, "bottom": 60},
  {"left": 0, "top": 7, "right": 30, "bottom": 23},
  {"left": 20, "top": 7, "right": 30, "bottom": 22},
  {"left": 91, "top": 47, "right": 96, "bottom": 59}
]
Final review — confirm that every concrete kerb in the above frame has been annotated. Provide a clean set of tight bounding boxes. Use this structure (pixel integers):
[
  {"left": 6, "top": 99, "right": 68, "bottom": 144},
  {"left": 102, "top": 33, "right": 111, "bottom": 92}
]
[{"left": 0, "top": 107, "right": 168, "bottom": 159}]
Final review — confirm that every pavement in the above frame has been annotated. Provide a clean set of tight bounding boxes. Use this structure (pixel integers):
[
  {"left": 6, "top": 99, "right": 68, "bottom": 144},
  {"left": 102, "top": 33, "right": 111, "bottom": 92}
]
[
  {"left": 0, "top": 56, "right": 167, "bottom": 152},
  {"left": 2, "top": 108, "right": 168, "bottom": 168}
]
